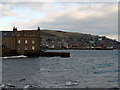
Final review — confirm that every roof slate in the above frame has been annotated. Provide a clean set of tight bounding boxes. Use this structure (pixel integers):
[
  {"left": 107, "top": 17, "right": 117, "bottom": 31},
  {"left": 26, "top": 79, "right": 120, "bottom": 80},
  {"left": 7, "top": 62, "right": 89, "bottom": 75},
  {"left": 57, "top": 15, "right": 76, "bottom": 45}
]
[{"left": 1, "top": 31, "right": 13, "bottom": 37}]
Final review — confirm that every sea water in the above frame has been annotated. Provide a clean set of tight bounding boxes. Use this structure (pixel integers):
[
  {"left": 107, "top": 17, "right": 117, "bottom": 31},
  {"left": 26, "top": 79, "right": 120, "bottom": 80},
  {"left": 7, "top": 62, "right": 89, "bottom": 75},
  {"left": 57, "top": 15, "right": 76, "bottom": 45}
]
[{"left": 2, "top": 50, "right": 119, "bottom": 88}]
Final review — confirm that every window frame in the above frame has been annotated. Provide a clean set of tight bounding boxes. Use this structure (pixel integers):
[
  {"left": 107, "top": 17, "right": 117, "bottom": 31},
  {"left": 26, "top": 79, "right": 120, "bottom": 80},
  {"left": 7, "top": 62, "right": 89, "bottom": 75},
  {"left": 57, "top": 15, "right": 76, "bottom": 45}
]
[
  {"left": 25, "top": 40, "right": 28, "bottom": 44},
  {"left": 32, "top": 40, "right": 35, "bottom": 44},
  {"left": 32, "top": 46, "right": 35, "bottom": 50},
  {"left": 18, "top": 40, "right": 20, "bottom": 44},
  {"left": 25, "top": 46, "right": 28, "bottom": 50}
]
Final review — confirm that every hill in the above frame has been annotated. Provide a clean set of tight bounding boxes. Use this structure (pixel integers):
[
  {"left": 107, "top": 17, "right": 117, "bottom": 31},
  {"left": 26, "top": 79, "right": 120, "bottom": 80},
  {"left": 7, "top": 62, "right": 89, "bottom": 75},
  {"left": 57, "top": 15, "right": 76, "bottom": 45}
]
[{"left": 40, "top": 30, "right": 120, "bottom": 49}]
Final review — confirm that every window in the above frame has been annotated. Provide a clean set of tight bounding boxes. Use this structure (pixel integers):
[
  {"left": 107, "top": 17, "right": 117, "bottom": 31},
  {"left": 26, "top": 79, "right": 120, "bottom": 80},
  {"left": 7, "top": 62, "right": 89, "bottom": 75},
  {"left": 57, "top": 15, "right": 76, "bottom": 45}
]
[
  {"left": 18, "top": 40, "right": 20, "bottom": 43},
  {"left": 32, "top": 40, "right": 34, "bottom": 44},
  {"left": 18, "top": 33, "right": 20, "bottom": 36},
  {"left": 32, "top": 46, "right": 35, "bottom": 50},
  {"left": 33, "top": 33, "right": 35, "bottom": 36},
  {"left": 18, "top": 45, "right": 20, "bottom": 50},
  {"left": 25, "top": 46, "right": 28, "bottom": 50},
  {"left": 25, "top": 33, "right": 26, "bottom": 36},
  {"left": 25, "top": 40, "right": 27, "bottom": 44},
  {"left": 4, "top": 41, "right": 6, "bottom": 44},
  {"left": 4, "top": 33, "right": 7, "bottom": 36},
  {"left": 18, "top": 47, "right": 20, "bottom": 50}
]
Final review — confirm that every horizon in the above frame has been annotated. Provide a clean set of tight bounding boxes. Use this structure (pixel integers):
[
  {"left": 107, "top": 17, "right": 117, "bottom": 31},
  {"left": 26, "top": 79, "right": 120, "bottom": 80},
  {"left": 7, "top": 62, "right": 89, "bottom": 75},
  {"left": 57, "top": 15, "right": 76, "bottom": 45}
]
[
  {"left": 0, "top": 2, "right": 118, "bottom": 40},
  {"left": 1, "top": 27, "right": 118, "bottom": 41}
]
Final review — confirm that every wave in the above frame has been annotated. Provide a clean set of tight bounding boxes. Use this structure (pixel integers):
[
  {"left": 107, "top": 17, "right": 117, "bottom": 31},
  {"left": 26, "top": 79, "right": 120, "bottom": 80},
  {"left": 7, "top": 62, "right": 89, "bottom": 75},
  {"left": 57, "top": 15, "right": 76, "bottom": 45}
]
[{"left": 2, "top": 55, "right": 27, "bottom": 59}]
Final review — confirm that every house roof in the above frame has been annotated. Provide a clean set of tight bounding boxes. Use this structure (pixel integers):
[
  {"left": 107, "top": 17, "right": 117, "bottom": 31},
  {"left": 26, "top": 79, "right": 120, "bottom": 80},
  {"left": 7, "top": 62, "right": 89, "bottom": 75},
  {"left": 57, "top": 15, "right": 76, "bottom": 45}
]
[
  {"left": 1, "top": 31, "right": 13, "bottom": 37},
  {"left": 0, "top": 30, "right": 39, "bottom": 37},
  {"left": 72, "top": 44, "right": 79, "bottom": 46},
  {"left": 18, "top": 30, "right": 39, "bottom": 32}
]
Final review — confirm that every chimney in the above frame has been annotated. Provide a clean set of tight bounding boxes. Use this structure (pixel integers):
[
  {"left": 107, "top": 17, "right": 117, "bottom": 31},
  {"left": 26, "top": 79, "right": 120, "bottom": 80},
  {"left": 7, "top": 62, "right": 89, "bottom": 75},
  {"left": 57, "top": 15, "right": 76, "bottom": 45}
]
[
  {"left": 37, "top": 27, "right": 40, "bottom": 30},
  {"left": 13, "top": 26, "right": 17, "bottom": 31}
]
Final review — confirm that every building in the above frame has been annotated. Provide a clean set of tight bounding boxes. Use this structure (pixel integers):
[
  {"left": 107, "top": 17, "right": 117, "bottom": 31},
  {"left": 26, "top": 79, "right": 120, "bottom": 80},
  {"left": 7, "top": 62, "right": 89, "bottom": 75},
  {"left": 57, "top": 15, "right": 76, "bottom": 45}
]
[
  {"left": 70, "top": 44, "right": 79, "bottom": 49},
  {"left": 2, "top": 27, "right": 41, "bottom": 55},
  {"left": 2, "top": 31, "right": 15, "bottom": 50}
]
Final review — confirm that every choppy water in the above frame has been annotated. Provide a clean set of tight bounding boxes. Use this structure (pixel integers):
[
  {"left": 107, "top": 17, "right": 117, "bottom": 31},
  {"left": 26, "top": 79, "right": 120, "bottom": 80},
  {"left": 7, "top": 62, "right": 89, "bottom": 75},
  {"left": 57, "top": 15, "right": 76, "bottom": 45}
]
[{"left": 2, "top": 50, "right": 119, "bottom": 88}]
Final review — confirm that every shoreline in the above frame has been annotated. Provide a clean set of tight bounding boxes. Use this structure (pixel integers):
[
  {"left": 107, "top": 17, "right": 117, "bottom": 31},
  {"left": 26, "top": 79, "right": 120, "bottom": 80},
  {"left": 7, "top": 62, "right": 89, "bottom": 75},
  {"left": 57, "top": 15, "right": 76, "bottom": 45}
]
[
  {"left": 2, "top": 51, "right": 70, "bottom": 58},
  {"left": 2, "top": 49, "right": 118, "bottom": 57},
  {"left": 46, "top": 48, "right": 115, "bottom": 50}
]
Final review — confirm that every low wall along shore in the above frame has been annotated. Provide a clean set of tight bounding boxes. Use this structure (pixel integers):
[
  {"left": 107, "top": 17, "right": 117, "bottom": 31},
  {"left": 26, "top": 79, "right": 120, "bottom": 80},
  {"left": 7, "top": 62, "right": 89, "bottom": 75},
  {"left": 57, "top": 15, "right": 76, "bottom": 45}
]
[{"left": 2, "top": 48, "right": 70, "bottom": 57}]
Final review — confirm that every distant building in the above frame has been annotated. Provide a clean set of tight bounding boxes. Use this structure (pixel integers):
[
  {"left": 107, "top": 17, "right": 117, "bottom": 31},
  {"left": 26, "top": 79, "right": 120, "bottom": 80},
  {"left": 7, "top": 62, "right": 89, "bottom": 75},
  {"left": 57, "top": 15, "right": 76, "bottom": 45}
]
[
  {"left": 98, "top": 37, "right": 102, "bottom": 41},
  {"left": 70, "top": 44, "right": 79, "bottom": 49}
]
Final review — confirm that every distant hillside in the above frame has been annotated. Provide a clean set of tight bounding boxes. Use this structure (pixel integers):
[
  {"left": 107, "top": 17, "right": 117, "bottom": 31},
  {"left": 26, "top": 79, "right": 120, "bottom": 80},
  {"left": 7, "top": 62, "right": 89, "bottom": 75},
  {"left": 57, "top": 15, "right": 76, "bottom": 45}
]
[{"left": 40, "top": 30, "right": 120, "bottom": 49}]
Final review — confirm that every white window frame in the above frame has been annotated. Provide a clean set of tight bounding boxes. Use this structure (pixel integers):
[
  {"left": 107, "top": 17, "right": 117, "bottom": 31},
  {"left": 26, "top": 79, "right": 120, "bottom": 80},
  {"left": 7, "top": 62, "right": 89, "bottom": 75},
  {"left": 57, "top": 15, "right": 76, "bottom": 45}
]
[
  {"left": 32, "top": 40, "right": 34, "bottom": 44},
  {"left": 25, "top": 40, "right": 28, "bottom": 44},
  {"left": 32, "top": 46, "right": 35, "bottom": 50},
  {"left": 18, "top": 40, "right": 20, "bottom": 43}
]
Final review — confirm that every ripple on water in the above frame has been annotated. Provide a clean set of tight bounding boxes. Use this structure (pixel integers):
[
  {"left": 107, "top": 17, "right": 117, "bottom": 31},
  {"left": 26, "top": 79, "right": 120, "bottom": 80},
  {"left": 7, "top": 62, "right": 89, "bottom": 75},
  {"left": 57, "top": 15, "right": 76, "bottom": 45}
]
[{"left": 2, "top": 50, "right": 118, "bottom": 88}]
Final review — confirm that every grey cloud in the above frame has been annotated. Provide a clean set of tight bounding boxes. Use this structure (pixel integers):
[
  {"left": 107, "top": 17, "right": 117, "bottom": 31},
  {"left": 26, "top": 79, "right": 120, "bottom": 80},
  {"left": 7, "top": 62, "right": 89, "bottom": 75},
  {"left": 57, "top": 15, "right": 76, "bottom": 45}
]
[
  {"left": 35, "top": 4, "right": 117, "bottom": 36},
  {"left": 0, "top": 3, "right": 24, "bottom": 16},
  {"left": 10, "top": 3, "right": 118, "bottom": 39},
  {"left": 1, "top": 0, "right": 118, "bottom": 2}
]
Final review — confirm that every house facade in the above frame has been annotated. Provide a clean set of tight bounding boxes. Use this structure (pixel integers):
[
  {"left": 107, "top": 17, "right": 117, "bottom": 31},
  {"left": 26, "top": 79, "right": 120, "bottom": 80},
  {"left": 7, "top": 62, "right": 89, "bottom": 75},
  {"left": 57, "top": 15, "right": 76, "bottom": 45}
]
[{"left": 2, "top": 27, "right": 41, "bottom": 55}]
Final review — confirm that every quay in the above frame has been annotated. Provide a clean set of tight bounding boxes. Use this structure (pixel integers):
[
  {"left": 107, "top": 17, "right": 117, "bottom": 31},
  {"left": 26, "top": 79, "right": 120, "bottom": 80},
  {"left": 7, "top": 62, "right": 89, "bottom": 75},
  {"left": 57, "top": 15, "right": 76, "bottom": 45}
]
[
  {"left": 2, "top": 48, "right": 70, "bottom": 58},
  {"left": 25, "top": 52, "right": 70, "bottom": 57}
]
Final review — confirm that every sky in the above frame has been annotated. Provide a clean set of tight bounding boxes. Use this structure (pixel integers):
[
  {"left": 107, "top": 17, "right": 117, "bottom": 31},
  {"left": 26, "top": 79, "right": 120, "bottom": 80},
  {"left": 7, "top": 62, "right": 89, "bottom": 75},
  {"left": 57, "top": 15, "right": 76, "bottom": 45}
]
[{"left": 0, "top": 1, "right": 118, "bottom": 40}]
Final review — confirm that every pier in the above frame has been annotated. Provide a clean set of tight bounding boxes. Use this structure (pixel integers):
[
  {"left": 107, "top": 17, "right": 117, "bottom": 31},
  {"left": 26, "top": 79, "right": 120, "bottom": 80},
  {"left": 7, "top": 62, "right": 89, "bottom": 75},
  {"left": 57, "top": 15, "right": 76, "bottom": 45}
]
[
  {"left": 2, "top": 48, "right": 70, "bottom": 58},
  {"left": 24, "top": 52, "right": 70, "bottom": 57}
]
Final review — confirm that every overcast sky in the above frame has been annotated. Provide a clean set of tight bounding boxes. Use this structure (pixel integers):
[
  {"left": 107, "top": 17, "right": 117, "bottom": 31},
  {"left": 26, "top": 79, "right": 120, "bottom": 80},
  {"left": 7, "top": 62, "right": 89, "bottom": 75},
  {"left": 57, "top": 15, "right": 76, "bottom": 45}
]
[{"left": 0, "top": 2, "right": 118, "bottom": 40}]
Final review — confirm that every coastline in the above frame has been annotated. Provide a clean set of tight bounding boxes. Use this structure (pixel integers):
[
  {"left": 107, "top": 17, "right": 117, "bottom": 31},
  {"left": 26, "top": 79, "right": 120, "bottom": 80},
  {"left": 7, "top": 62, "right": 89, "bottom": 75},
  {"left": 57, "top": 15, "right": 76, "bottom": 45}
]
[{"left": 2, "top": 49, "right": 117, "bottom": 58}]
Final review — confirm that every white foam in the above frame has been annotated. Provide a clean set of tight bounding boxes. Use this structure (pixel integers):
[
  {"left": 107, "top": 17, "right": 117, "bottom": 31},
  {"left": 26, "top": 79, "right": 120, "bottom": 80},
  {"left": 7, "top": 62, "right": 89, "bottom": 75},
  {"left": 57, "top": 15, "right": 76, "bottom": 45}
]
[{"left": 2, "top": 55, "right": 27, "bottom": 59}]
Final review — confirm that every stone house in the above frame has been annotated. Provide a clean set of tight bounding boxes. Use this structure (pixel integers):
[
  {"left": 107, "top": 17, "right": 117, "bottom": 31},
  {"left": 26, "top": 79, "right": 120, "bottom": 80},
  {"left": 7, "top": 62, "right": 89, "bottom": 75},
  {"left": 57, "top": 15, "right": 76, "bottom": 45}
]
[{"left": 2, "top": 27, "right": 41, "bottom": 55}]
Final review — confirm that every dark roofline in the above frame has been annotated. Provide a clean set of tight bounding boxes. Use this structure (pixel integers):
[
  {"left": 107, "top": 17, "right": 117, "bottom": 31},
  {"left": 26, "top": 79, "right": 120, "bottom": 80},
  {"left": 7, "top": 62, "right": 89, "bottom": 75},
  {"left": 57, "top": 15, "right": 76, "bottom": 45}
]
[
  {"left": 2, "top": 31, "right": 13, "bottom": 37},
  {"left": 0, "top": 31, "right": 13, "bottom": 32},
  {"left": 18, "top": 30, "right": 40, "bottom": 32}
]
